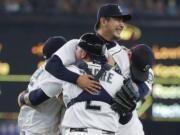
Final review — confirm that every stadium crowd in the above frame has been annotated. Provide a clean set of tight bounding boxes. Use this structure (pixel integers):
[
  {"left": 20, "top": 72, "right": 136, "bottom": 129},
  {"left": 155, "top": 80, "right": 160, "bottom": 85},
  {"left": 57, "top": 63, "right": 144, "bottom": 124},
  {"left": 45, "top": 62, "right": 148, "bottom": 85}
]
[{"left": 0, "top": 0, "right": 179, "bottom": 16}]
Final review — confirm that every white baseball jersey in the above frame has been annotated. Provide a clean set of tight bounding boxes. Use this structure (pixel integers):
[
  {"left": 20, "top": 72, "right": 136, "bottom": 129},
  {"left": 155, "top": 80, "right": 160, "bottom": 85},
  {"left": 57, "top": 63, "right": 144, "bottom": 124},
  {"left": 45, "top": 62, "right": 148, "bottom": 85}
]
[
  {"left": 107, "top": 43, "right": 130, "bottom": 78},
  {"left": 115, "top": 111, "right": 144, "bottom": 135},
  {"left": 54, "top": 39, "right": 79, "bottom": 66},
  {"left": 40, "top": 62, "right": 125, "bottom": 132},
  {"left": 18, "top": 64, "right": 63, "bottom": 135}
]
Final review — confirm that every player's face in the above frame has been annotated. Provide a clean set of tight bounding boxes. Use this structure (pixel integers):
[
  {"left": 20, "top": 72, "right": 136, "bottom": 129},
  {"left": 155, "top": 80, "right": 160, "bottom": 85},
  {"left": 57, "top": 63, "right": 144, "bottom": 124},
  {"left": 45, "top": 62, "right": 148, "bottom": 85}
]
[
  {"left": 105, "top": 17, "right": 125, "bottom": 40},
  {"left": 75, "top": 46, "right": 86, "bottom": 60}
]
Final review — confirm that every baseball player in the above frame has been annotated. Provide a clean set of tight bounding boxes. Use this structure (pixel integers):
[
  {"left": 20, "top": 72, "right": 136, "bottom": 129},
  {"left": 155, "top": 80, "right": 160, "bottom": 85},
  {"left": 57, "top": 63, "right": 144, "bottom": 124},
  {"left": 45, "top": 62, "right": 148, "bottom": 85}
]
[
  {"left": 44, "top": 4, "right": 154, "bottom": 135},
  {"left": 94, "top": 4, "right": 154, "bottom": 135},
  {"left": 18, "top": 36, "right": 67, "bottom": 135},
  {"left": 60, "top": 33, "right": 138, "bottom": 135}
]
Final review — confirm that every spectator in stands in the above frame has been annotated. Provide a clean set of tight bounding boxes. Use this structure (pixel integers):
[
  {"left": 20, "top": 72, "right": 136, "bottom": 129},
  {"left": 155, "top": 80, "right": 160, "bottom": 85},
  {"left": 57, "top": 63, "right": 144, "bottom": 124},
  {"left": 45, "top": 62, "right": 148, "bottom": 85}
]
[{"left": 166, "top": 0, "right": 178, "bottom": 16}]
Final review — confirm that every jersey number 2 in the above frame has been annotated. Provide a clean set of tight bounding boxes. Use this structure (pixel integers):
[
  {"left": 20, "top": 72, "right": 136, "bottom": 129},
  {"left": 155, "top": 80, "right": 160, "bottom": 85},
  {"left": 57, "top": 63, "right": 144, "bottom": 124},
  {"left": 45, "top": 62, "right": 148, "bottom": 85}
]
[{"left": 85, "top": 100, "right": 101, "bottom": 110}]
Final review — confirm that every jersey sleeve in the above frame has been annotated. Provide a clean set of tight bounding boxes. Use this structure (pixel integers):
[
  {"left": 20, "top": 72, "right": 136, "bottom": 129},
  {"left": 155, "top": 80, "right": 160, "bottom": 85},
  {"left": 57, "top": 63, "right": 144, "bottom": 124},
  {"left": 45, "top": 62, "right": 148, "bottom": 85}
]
[
  {"left": 45, "top": 39, "right": 80, "bottom": 84},
  {"left": 145, "top": 68, "right": 154, "bottom": 94},
  {"left": 108, "top": 44, "right": 130, "bottom": 78},
  {"left": 136, "top": 68, "right": 154, "bottom": 100},
  {"left": 38, "top": 70, "right": 63, "bottom": 98},
  {"left": 45, "top": 55, "right": 79, "bottom": 84},
  {"left": 54, "top": 39, "right": 79, "bottom": 66}
]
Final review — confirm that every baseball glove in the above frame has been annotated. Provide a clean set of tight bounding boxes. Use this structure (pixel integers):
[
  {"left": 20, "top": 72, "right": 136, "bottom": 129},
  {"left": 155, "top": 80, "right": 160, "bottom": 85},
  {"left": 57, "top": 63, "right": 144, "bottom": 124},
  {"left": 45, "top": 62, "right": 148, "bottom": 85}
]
[{"left": 111, "top": 79, "right": 140, "bottom": 116}]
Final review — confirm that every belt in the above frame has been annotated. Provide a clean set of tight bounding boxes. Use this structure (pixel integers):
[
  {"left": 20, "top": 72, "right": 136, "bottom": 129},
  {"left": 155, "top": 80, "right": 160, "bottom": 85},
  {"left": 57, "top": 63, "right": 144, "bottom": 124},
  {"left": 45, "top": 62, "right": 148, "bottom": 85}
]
[{"left": 70, "top": 128, "right": 115, "bottom": 135}]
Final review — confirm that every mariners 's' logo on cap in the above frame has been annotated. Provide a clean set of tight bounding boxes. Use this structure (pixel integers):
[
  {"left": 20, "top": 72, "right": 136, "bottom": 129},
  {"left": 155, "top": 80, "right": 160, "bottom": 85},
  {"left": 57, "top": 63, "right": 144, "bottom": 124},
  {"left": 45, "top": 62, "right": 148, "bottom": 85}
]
[
  {"left": 118, "top": 5, "right": 122, "bottom": 13},
  {"left": 143, "top": 65, "right": 150, "bottom": 72}
]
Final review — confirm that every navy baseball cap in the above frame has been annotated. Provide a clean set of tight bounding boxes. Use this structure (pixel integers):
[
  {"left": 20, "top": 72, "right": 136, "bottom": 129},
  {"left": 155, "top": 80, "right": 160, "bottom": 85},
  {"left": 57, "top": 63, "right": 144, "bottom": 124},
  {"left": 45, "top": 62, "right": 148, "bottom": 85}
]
[
  {"left": 130, "top": 44, "right": 154, "bottom": 82},
  {"left": 43, "top": 36, "right": 67, "bottom": 59},
  {"left": 95, "top": 4, "right": 131, "bottom": 30}
]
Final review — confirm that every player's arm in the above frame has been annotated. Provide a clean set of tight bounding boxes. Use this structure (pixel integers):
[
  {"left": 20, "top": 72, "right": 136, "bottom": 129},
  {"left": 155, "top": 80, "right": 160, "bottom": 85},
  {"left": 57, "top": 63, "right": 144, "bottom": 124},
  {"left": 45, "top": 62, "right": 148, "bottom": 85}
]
[
  {"left": 111, "top": 69, "right": 154, "bottom": 124},
  {"left": 108, "top": 44, "right": 130, "bottom": 78},
  {"left": 45, "top": 39, "right": 100, "bottom": 92},
  {"left": 111, "top": 79, "right": 139, "bottom": 124},
  {"left": 46, "top": 55, "right": 79, "bottom": 84},
  {"left": 135, "top": 68, "right": 154, "bottom": 101},
  {"left": 18, "top": 88, "right": 50, "bottom": 107},
  {"left": 18, "top": 71, "right": 63, "bottom": 107},
  {"left": 111, "top": 69, "right": 154, "bottom": 113},
  {"left": 117, "top": 70, "right": 154, "bottom": 124}
]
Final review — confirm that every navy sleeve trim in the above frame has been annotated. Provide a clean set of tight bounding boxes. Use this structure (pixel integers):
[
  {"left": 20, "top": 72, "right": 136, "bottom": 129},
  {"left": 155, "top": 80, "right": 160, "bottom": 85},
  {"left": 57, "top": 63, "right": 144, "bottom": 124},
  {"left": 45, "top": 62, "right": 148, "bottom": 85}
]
[
  {"left": 45, "top": 55, "right": 80, "bottom": 84},
  {"left": 137, "top": 82, "right": 150, "bottom": 100},
  {"left": 29, "top": 88, "right": 49, "bottom": 106}
]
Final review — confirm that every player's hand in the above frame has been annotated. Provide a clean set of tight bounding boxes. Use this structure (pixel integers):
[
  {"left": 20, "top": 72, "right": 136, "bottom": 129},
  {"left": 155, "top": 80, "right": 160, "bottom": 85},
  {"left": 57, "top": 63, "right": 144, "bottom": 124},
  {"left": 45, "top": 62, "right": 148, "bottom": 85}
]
[
  {"left": 76, "top": 74, "right": 101, "bottom": 93},
  {"left": 17, "top": 90, "right": 28, "bottom": 108}
]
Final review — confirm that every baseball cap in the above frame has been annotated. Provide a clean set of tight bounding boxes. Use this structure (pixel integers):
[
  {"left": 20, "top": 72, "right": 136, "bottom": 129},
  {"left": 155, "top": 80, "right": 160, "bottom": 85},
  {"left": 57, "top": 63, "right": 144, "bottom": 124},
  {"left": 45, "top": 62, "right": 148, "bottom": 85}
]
[
  {"left": 130, "top": 44, "right": 154, "bottom": 82},
  {"left": 78, "top": 33, "right": 106, "bottom": 63},
  {"left": 43, "top": 36, "right": 67, "bottom": 59},
  {"left": 95, "top": 4, "right": 131, "bottom": 30}
]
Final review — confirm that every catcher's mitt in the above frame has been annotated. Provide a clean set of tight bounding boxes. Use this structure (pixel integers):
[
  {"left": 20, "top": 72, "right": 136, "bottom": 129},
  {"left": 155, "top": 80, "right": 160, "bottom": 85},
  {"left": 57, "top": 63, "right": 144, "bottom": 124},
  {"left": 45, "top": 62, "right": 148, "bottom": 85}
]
[{"left": 111, "top": 79, "right": 140, "bottom": 116}]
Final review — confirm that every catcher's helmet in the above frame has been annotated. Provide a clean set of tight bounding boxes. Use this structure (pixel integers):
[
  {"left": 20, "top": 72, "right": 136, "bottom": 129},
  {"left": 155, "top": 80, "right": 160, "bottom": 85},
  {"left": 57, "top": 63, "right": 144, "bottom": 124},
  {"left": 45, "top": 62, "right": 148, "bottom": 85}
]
[
  {"left": 78, "top": 33, "right": 106, "bottom": 64},
  {"left": 43, "top": 36, "right": 67, "bottom": 59}
]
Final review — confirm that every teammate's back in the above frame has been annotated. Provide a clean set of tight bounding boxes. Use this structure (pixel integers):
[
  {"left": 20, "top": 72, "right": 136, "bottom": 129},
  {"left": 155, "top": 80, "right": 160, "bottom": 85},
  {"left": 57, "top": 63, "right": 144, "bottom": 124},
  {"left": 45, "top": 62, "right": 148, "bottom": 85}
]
[{"left": 62, "top": 62, "right": 124, "bottom": 132}]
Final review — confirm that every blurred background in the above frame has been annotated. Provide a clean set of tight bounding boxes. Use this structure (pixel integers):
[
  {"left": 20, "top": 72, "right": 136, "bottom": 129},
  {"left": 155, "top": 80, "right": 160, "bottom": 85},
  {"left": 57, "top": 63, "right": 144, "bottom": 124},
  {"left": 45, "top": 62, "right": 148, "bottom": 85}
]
[{"left": 0, "top": 0, "right": 180, "bottom": 135}]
